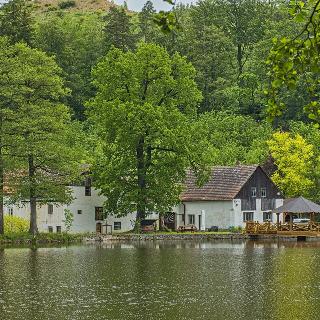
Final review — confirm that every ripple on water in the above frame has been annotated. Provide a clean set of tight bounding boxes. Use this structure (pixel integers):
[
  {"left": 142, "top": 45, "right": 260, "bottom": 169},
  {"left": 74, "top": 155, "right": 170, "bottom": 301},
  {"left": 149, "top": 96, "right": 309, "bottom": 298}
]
[{"left": 0, "top": 241, "right": 320, "bottom": 320}]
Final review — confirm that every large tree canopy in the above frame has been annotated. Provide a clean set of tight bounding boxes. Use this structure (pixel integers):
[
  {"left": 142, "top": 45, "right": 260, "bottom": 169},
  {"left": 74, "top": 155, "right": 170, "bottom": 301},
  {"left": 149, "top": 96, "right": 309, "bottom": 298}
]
[
  {"left": 88, "top": 43, "right": 213, "bottom": 223},
  {"left": 0, "top": 0, "right": 33, "bottom": 45}
]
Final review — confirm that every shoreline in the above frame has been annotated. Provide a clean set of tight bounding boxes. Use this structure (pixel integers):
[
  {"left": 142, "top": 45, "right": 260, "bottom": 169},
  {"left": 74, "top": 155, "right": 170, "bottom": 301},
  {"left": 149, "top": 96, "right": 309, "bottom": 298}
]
[
  {"left": 2, "top": 232, "right": 320, "bottom": 245},
  {"left": 0, "top": 232, "right": 86, "bottom": 245},
  {"left": 86, "top": 232, "right": 320, "bottom": 242}
]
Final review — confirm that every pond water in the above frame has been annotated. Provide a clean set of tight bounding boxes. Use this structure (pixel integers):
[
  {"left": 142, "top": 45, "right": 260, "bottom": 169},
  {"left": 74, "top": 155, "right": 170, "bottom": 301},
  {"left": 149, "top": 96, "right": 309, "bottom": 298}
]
[{"left": 1, "top": 240, "right": 320, "bottom": 320}]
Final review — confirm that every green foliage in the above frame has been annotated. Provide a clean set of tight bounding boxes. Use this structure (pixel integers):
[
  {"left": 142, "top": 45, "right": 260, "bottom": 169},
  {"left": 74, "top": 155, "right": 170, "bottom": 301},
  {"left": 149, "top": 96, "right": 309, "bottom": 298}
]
[
  {"left": 34, "top": 12, "right": 105, "bottom": 119},
  {"left": 0, "top": 38, "right": 83, "bottom": 234},
  {"left": 63, "top": 209, "right": 74, "bottom": 232},
  {"left": 104, "top": 6, "right": 136, "bottom": 52},
  {"left": 88, "top": 43, "right": 213, "bottom": 220},
  {"left": 0, "top": 0, "right": 34, "bottom": 45},
  {"left": 4, "top": 215, "right": 29, "bottom": 234},
  {"left": 58, "top": 0, "right": 76, "bottom": 9},
  {"left": 138, "top": 0, "right": 157, "bottom": 43},
  {"left": 198, "top": 112, "right": 272, "bottom": 165},
  {"left": 267, "top": 0, "right": 320, "bottom": 122},
  {"left": 0, "top": 231, "right": 86, "bottom": 243},
  {"left": 268, "top": 131, "right": 319, "bottom": 199}
]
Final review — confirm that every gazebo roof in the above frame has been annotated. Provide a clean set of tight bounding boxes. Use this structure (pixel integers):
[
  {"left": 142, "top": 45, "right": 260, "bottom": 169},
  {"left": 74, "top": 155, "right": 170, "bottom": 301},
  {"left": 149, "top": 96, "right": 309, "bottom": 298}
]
[{"left": 273, "top": 196, "right": 320, "bottom": 214}]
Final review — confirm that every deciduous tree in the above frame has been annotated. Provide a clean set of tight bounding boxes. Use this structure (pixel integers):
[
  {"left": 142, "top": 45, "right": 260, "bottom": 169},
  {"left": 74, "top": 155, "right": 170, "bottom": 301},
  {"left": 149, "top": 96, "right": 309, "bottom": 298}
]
[
  {"left": 0, "top": 0, "right": 33, "bottom": 45},
  {"left": 88, "top": 43, "right": 213, "bottom": 226},
  {"left": 268, "top": 132, "right": 317, "bottom": 198}
]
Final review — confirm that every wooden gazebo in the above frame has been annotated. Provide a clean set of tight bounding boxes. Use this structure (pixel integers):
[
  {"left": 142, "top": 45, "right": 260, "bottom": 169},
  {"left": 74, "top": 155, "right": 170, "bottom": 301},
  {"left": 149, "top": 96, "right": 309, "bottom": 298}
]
[{"left": 245, "top": 196, "right": 320, "bottom": 236}]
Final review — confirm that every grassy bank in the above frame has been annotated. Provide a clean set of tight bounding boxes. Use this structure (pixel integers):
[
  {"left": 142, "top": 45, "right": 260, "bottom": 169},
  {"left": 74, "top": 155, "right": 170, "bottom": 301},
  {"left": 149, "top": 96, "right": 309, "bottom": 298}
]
[{"left": 0, "top": 232, "right": 88, "bottom": 244}]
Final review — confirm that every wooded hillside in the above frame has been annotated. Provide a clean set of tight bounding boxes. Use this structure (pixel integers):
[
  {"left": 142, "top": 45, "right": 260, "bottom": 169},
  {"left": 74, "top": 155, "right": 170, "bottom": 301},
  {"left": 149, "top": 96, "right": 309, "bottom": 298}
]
[{"left": 1, "top": 0, "right": 320, "bottom": 233}]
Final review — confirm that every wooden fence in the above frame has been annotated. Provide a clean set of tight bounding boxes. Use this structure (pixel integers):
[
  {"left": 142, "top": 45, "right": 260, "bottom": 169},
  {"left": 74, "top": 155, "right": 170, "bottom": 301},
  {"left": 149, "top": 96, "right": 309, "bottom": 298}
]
[{"left": 245, "top": 221, "right": 320, "bottom": 234}]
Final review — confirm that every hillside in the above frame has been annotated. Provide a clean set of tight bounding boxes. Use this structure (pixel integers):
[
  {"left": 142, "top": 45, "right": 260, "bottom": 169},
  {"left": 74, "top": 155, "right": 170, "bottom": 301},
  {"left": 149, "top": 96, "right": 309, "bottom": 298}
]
[{"left": 33, "top": 0, "right": 116, "bottom": 13}]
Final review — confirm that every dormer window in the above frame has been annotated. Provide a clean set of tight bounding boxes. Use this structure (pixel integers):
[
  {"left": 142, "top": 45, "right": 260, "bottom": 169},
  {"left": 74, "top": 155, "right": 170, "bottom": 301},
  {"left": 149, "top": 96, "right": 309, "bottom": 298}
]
[
  {"left": 261, "top": 187, "right": 267, "bottom": 198},
  {"left": 251, "top": 187, "right": 257, "bottom": 197}
]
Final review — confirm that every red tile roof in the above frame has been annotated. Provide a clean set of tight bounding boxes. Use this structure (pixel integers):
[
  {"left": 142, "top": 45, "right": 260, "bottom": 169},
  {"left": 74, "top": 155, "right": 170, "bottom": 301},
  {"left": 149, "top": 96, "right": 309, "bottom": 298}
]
[{"left": 181, "top": 165, "right": 258, "bottom": 201}]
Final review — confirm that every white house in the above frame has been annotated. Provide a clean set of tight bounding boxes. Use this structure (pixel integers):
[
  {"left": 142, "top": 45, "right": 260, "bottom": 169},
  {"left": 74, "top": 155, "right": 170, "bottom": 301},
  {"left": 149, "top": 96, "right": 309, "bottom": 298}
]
[
  {"left": 4, "top": 165, "right": 283, "bottom": 233},
  {"left": 171, "top": 165, "right": 283, "bottom": 230}
]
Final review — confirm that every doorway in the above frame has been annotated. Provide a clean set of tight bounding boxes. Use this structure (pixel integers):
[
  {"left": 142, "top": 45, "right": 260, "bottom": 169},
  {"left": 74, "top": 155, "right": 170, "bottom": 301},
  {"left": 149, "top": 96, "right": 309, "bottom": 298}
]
[{"left": 96, "top": 222, "right": 102, "bottom": 234}]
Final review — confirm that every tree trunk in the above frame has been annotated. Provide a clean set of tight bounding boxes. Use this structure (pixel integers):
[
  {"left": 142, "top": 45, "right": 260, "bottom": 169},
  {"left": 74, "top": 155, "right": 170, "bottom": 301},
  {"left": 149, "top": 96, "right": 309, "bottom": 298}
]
[
  {"left": 136, "top": 136, "right": 146, "bottom": 230},
  {"left": 237, "top": 43, "right": 243, "bottom": 77},
  {"left": 28, "top": 154, "right": 38, "bottom": 235},
  {"left": 0, "top": 145, "right": 4, "bottom": 235}
]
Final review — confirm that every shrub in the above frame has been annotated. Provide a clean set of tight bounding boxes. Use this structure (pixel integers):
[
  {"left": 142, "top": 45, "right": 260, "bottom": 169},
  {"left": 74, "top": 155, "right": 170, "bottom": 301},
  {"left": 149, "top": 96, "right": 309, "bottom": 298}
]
[
  {"left": 4, "top": 215, "right": 29, "bottom": 234},
  {"left": 58, "top": 0, "right": 76, "bottom": 9},
  {"left": 228, "top": 226, "right": 243, "bottom": 233}
]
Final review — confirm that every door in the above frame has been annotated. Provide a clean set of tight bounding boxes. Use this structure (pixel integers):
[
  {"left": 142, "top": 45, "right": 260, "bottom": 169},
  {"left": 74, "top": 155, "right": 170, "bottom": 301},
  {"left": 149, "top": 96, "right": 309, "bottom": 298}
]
[
  {"left": 198, "top": 215, "right": 201, "bottom": 230},
  {"left": 96, "top": 222, "right": 102, "bottom": 234}
]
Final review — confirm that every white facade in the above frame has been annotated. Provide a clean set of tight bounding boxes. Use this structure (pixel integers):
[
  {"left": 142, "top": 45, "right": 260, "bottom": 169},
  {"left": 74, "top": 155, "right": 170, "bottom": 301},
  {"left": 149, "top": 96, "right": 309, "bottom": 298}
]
[
  {"left": 4, "top": 184, "right": 283, "bottom": 233},
  {"left": 173, "top": 198, "right": 284, "bottom": 230},
  {"left": 4, "top": 185, "right": 155, "bottom": 233}
]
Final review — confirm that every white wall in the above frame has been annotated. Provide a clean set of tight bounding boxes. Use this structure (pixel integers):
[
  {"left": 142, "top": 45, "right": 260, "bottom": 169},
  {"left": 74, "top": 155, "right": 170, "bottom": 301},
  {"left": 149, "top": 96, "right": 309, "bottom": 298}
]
[
  {"left": 4, "top": 202, "right": 65, "bottom": 233},
  {"left": 173, "top": 198, "right": 284, "bottom": 230},
  {"left": 233, "top": 198, "right": 284, "bottom": 228},
  {"left": 4, "top": 186, "right": 158, "bottom": 233},
  {"left": 173, "top": 201, "right": 234, "bottom": 229}
]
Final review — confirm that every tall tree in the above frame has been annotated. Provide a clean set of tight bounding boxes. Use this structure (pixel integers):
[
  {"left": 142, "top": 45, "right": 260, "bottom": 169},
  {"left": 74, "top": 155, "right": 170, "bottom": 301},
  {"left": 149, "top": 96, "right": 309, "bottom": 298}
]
[
  {"left": 88, "top": 43, "right": 213, "bottom": 226},
  {"left": 0, "top": 37, "right": 21, "bottom": 234},
  {"left": 178, "top": 22, "right": 236, "bottom": 112},
  {"left": 0, "top": 0, "right": 33, "bottom": 45},
  {"left": 34, "top": 13, "right": 105, "bottom": 119},
  {"left": 138, "top": 0, "right": 157, "bottom": 43},
  {"left": 104, "top": 6, "right": 136, "bottom": 52},
  {"left": 193, "top": 0, "right": 273, "bottom": 77},
  {"left": 0, "top": 39, "right": 81, "bottom": 234}
]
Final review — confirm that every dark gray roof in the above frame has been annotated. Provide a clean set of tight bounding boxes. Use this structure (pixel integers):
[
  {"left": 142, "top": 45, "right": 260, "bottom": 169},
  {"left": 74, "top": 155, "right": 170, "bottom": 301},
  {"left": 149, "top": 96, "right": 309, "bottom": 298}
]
[
  {"left": 273, "top": 196, "right": 320, "bottom": 214},
  {"left": 181, "top": 165, "right": 258, "bottom": 201}
]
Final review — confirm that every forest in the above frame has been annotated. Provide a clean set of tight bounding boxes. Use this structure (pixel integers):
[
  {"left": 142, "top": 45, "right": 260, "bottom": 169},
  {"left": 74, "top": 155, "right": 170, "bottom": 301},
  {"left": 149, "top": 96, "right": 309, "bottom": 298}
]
[{"left": 0, "top": 0, "right": 320, "bottom": 233}]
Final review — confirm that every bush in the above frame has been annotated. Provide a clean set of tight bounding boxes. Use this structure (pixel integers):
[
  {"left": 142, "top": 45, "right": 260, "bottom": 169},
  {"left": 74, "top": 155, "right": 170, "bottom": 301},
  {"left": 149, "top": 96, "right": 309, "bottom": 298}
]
[
  {"left": 228, "top": 226, "right": 243, "bottom": 233},
  {"left": 58, "top": 0, "right": 76, "bottom": 9},
  {"left": 4, "top": 215, "right": 29, "bottom": 234}
]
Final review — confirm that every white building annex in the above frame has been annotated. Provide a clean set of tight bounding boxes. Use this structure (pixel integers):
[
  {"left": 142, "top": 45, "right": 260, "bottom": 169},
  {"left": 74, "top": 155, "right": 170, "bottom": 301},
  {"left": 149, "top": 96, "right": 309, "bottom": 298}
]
[{"left": 3, "top": 165, "right": 283, "bottom": 233}]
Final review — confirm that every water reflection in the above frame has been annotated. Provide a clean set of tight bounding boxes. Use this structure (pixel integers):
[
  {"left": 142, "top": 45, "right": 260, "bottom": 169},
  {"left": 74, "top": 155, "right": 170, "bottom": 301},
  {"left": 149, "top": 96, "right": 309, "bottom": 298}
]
[{"left": 1, "top": 241, "right": 320, "bottom": 320}]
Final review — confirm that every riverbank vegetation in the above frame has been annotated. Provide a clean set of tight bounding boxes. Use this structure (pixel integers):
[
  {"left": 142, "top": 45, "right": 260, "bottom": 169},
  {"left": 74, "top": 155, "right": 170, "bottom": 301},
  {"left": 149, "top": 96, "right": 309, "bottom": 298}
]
[
  {"left": 0, "top": 0, "right": 320, "bottom": 232},
  {"left": 0, "top": 231, "right": 86, "bottom": 244}
]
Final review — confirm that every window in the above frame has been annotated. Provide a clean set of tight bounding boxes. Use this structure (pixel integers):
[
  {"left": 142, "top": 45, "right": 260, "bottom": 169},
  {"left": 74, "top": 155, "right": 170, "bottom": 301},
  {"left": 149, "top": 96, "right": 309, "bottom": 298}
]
[
  {"left": 48, "top": 204, "right": 53, "bottom": 215},
  {"left": 8, "top": 208, "right": 13, "bottom": 216},
  {"left": 77, "top": 210, "right": 82, "bottom": 215},
  {"left": 251, "top": 187, "right": 257, "bottom": 197},
  {"left": 188, "top": 214, "right": 195, "bottom": 225},
  {"left": 95, "top": 207, "right": 104, "bottom": 221},
  {"left": 263, "top": 212, "right": 272, "bottom": 222},
  {"left": 48, "top": 226, "right": 53, "bottom": 233},
  {"left": 261, "top": 187, "right": 267, "bottom": 198},
  {"left": 85, "top": 186, "right": 91, "bottom": 196},
  {"left": 114, "top": 222, "right": 121, "bottom": 230},
  {"left": 243, "top": 212, "right": 254, "bottom": 222},
  {"left": 56, "top": 226, "right": 61, "bottom": 233}
]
